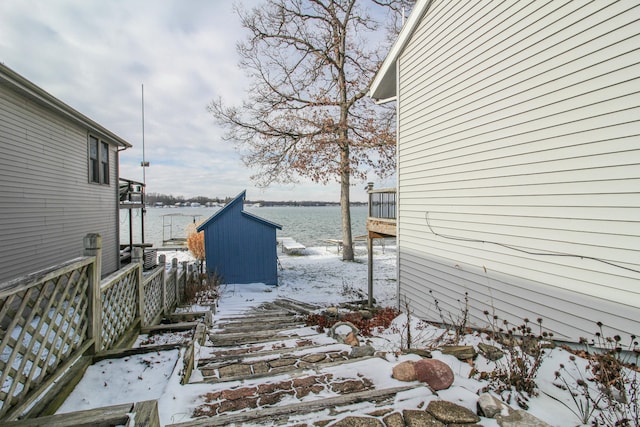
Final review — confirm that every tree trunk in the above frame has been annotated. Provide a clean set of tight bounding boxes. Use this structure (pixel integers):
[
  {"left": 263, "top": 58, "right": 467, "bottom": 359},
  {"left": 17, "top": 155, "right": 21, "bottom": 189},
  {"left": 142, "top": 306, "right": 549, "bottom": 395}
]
[{"left": 340, "top": 145, "right": 354, "bottom": 261}]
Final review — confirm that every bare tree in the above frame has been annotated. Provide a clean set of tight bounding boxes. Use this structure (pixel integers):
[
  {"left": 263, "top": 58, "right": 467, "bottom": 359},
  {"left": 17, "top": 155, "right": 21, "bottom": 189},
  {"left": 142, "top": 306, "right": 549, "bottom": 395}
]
[{"left": 209, "top": 0, "right": 411, "bottom": 261}]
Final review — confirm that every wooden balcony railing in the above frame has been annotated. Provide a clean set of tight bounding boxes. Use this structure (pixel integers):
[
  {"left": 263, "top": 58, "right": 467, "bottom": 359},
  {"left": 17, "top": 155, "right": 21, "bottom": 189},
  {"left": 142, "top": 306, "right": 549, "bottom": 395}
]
[
  {"left": 366, "top": 184, "right": 396, "bottom": 237},
  {"left": 369, "top": 188, "right": 396, "bottom": 220}
]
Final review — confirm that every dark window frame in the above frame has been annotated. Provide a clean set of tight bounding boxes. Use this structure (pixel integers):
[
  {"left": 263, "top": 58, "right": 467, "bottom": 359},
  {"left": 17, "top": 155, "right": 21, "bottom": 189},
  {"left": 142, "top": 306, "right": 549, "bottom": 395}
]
[{"left": 88, "top": 135, "right": 110, "bottom": 185}]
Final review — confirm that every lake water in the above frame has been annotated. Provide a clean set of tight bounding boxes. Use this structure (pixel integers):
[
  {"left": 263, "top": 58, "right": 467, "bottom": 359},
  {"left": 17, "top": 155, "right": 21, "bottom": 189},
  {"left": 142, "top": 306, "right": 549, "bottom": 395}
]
[{"left": 119, "top": 205, "right": 371, "bottom": 249}]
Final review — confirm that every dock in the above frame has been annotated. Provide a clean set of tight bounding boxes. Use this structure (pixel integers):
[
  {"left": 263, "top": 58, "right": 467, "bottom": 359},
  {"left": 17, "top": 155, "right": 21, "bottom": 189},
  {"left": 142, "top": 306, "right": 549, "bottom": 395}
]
[{"left": 278, "top": 237, "right": 306, "bottom": 255}]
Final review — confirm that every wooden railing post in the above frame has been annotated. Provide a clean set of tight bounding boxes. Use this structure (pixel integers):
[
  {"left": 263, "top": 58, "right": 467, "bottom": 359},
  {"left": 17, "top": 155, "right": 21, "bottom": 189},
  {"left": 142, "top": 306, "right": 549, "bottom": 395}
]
[
  {"left": 182, "top": 261, "right": 189, "bottom": 303},
  {"left": 367, "top": 182, "right": 374, "bottom": 217},
  {"left": 84, "top": 233, "right": 102, "bottom": 354},
  {"left": 367, "top": 234, "right": 374, "bottom": 309},
  {"left": 132, "top": 247, "right": 145, "bottom": 326},
  {"left": 159, "top": 254, "right": 168, "bottom": 315},
  {"left": 172, "top": 258, "right": 179, "bottom": 304}
]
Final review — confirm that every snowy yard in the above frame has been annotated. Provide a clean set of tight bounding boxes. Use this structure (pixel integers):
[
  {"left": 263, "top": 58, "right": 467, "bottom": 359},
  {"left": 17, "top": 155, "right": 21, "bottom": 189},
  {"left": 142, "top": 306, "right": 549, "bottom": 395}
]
[{"left": 56, "top": 245, "right": 639, "bottom": 426}]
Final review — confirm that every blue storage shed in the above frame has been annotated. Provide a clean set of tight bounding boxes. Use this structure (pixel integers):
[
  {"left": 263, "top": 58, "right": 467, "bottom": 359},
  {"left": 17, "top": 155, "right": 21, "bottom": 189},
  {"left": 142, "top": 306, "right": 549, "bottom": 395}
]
[{"left": 196, "top": 191, "right": 282, "bottom": 285}]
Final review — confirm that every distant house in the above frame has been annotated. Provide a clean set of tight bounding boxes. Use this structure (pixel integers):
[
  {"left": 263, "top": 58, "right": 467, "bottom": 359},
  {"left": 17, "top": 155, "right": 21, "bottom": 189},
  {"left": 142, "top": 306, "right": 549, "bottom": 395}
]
[
  {"left": 0, "top": 63, "right": 132, "bottom": 283},
  {"left": 197, "top": 191, "right": 282, "bottom": 285},
  {"left": 370, "top": 1, "right": 640, "bottom": 342}
]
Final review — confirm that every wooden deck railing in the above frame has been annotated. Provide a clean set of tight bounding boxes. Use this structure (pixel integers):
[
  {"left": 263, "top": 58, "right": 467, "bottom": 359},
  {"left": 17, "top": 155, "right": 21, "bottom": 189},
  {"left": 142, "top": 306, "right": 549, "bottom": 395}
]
[
  {"left": 368, "top": 186, "right": 396, "bottom": 220},
  {"left": 0, "top": 234, "right": 197, "bottom": 421}
]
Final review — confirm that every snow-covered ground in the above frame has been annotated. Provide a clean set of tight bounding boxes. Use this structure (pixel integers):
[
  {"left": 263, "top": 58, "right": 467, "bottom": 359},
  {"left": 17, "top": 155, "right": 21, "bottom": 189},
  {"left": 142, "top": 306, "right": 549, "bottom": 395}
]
[{"left": 56, "top": 245, "right": 638, "bottom": 426}]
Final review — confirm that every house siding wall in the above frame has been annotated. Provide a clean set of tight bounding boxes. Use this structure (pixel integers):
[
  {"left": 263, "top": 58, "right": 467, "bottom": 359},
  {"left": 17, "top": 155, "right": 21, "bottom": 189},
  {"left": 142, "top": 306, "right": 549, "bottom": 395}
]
[
  {"left": 0, "top": 85, "right": 119, "bottom": 283},
  {"left": 396, "top": 0, "right": 640, "bottom": 341}
]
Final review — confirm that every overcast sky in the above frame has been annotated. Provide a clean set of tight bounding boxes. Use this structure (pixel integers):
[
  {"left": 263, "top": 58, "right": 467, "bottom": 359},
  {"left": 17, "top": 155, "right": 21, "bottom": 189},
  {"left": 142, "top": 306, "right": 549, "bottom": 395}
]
[{"left": 0, "top": 0, "right": 396, "bottom": 202}]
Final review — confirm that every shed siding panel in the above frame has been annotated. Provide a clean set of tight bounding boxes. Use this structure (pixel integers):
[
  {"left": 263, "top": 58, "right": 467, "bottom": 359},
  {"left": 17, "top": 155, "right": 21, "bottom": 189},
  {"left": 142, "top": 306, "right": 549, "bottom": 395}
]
[
  {"left": 202, "top": 199, "right": 279, "bottom": 285},
  {"left": 396, "top": 0, "right": 640, "bottom": 341},
  {"left": 0, "top": 85, "right": 119, "bottom": 283}
]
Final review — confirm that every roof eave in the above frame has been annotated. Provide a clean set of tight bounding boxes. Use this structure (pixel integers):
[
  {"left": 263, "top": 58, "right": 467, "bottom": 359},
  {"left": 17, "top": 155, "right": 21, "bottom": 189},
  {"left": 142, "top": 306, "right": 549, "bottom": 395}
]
[
  {"left": 0, "top": 63, "right": 133, "bottom": 149},
  {"left": 242, "top": 211, "right": 283, "bottom": 230},
  {"left": 369, "top": 0, "right": 435, "bottom": 102}
]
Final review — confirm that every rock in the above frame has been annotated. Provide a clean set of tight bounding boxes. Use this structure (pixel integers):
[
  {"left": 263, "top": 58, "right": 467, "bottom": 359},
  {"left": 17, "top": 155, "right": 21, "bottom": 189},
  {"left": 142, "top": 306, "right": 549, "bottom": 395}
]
[
  {"left": 358, "top": 310, "right": 373, "bottom": 319},
  {"left": 440, "top": 345, "right": 476, "bottom": 361},
  {"left": 218, "top": 363, "right": 252, "bottom": 378},
  {"left": 345, "top": 331, "right": 360, "bottom": 347},
  {"left": 407, "top": 348, "right": 432, "bottom": 358},
  {"left": 426, "top": 400, "right": 480, "bottom": 424},
  {"left": 382, "top": 412, "right": 405, "bottom": 427},
  {"left": 367, "top": 408, "right": 393, "bottom": 417},
  {"left": 478, "top": 343, "right": 504, "bottom": 361},
  {"left": 292, "top": 376, "right": 320, "bottom": 388},
  {"left": 216, "top": 396, "right": 258, "bottom": 413},
  {"left": 302, "top": 353, "right": 328, "bottom": 363},
  {"left": 350, "top": 344, "right": 375, "bottom": 359},
  {"left": 477, "top": 393, "right": 507, "bottom": 418},
  {"left": 331, "top": 378, "right": 372, "bottom": 394},
  {"left": 392, "top": 360, "right": 417, "bottom": 382},
  {"left": 521, "top": 336, "right": 542, "bottom": 357},
  {"left": 402, "top": 409, "right": 445, "bottom": 427},
  {"left": 220, "top": 386, "right": 256, "bottom": 401},
  {"left": 329, "top": 321, "right": 359, "bottom": 343},
  {"left": 268, "top": 357, "right": 297, "bottom": 368},
  {"left": 258, "top": 389, "right": 295, "bottom": 406},
  {"left": 496, "top": 409, "right": 553, "bottom": 427},
  {"left": 331, "top": 416, "right": 383, "bottom": 427},
  {"left": 252, "top": 361, "right": 270, "bottom": 374},
  {"left": 413, "top": 359, "right": 454, "bottom": 390}
]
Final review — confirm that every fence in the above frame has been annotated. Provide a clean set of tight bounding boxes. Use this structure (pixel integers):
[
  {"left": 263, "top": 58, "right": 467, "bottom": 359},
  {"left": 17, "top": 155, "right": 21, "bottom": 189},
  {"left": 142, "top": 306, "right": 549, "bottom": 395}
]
[{"left": 0, "top": 234, "right": 197, "bottom": 420}]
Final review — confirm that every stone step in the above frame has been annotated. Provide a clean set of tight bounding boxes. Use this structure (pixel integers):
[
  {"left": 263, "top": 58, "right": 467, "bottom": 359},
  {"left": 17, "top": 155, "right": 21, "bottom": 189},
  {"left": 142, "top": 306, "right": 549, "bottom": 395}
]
[
  {"left": 198, "top": 343, "right": 331, "bottom": 364},
  {"left": 270, "top": 298, "right": 320, "bottom": 315},
  {"left": 212, "top": 321, "right": 305, "bottom": 334},
  {"left": 200, "top": 337, "right": 321, "bottom": 359},
  {"left": 208, "top": 329, "right": 310, "bottom": 346},
  {"left": 198, "top": 347, "right": 356, "bottom": 380},
  {"left": 216, "top": 314, "right": 302, "bottom": 325},
  {"left": 244, "top": 307, "right": 294, "bottom": 316},
  {"left": 166, "top": 385, "right": 418, "bottom": 427}
]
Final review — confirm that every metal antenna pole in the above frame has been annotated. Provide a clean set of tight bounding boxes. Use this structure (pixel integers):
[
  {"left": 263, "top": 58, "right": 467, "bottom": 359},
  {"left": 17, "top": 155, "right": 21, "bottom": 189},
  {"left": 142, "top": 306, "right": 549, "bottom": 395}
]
[
  {"left": 142, "top": 83, "right": 146, "bottom": 186},
  {"left": 141, "top": 83, "right": 146, "bottom": 244}
]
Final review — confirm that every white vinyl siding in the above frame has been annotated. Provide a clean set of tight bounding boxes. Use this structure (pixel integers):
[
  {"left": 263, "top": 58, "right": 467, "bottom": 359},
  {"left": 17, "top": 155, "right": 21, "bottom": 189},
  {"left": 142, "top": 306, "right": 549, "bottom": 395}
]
[
  {"left": 396, "top": 0, "right": 640, "bottom": 341},
  {"left": 0, "top": 84, "right": 120, "bottom": 283}
]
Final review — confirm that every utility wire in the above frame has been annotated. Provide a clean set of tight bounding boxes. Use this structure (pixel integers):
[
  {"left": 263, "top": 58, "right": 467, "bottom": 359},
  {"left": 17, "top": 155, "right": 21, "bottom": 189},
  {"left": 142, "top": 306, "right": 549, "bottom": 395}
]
[{"left": 424, "top": 211, "right": 640, "bottom": 275}]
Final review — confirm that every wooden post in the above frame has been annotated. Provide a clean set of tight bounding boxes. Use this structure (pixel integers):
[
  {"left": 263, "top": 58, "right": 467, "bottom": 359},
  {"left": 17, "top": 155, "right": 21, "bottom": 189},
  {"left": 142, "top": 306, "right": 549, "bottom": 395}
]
[
  {"left": 172, "top": 258, "right": 179, "bottom": 304},
  {"left": 367, "top": 233, "right": 374, "bottom": 308},
  {"left": 84, "top": 233, "right": 102, "bottom": 353},
  {"left": 132, "top": 247, "right": 145, "bottom": 326},
  {"left": 367, "top": 182, "right": 374, "bottom": 218},
  {"left": 159, "top": 254, "right": 167, "bottom": 315},
  {"left": 182, "top": 261, "right": 188, "bottom": 297}
]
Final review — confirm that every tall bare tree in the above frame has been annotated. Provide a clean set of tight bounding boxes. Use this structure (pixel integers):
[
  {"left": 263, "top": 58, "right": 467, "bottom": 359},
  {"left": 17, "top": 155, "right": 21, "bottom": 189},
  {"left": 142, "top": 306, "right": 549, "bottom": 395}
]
[{"left": 209, "top": 0, "right": 411, "bottom": 261}]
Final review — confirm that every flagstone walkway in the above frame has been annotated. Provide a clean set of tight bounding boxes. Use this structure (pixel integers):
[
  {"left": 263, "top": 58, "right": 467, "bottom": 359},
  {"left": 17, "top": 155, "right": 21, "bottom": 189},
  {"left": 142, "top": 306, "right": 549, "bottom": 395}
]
[{"left": 166, "top": 298, "right": 494, "bottom": 427}]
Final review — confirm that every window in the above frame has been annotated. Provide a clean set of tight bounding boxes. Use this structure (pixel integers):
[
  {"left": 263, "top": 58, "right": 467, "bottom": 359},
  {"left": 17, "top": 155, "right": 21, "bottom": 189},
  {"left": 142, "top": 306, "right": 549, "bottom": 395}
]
[
  {"left": 88, "top": 135, "right": 110, "bottom": 185},
  {"left": 101, "top": 141, "right": 109, "bottom": 184}
]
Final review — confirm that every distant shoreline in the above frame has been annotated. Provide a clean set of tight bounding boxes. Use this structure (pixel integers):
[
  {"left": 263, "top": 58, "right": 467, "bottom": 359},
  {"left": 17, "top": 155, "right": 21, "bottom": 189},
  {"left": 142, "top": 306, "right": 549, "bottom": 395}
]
[{"left": 146, "top": 201, "right": 367, "bottom": 208}]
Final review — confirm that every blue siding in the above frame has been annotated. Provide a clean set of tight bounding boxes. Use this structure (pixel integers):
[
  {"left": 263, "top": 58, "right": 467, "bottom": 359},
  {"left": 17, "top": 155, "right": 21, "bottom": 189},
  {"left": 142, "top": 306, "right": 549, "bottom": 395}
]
[{"left": 197, "top": 191, "right": 281, "bottom": 285}]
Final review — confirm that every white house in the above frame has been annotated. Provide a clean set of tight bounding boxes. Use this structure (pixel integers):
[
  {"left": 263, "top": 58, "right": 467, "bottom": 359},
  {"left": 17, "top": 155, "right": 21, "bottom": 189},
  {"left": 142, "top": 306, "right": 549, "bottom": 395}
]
[
  {"left": 370, "top": 0, "right": 640, "bottom": 342},
  {"left": 0, "top": 63, "right": 132, "bottom": 283}
]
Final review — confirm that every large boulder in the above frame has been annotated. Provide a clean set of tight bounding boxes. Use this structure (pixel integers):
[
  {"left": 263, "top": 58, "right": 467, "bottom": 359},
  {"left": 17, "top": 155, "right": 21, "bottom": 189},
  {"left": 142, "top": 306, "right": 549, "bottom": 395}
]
[{"left": 413, "top": 359, "right": 454, "bottom": 390}]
